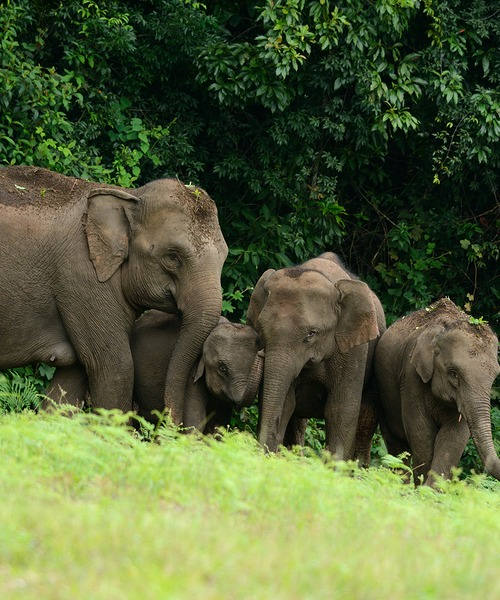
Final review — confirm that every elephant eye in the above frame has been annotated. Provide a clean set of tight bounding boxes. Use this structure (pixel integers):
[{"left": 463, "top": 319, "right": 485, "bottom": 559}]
[
  {"left": 448, "top": 369, "right": 459, "bottom": 386},
  {"left": 304, "top": 329, "right": 318, "bottom": 343},
  {"left": 217, "top": 361, "right": 229, "bottom": 377},
  {"left": 164, "top": 249, "right": 182, "bottom": 266}
]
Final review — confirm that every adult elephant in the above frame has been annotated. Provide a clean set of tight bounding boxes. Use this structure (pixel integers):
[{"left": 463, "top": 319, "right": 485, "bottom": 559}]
[
  {"left": 374, "top": 298, "right": 500, "bottom": 485},
  {"left": 247, "top": 252, "right": 385, "bottom": 457},
  {"left": 0, "top": 166, "right": 227, "bottom": 419}
]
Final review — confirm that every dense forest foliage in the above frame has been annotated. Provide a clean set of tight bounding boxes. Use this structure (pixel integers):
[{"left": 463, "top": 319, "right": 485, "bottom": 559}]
[{"left": 1, "top": 1, "right": 498, "bottom": 469}]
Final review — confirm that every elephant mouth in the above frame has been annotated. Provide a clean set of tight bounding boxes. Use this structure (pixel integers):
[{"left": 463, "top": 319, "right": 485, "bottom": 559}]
[
  {"left": 452, "top": 398, "right": 464, "bottom": 422},
  {"left": 304, "top": 357, "right": 321, "bottom": 369},
  {"left": 162, "top": 290, "right": 180, "bottom": 314}
]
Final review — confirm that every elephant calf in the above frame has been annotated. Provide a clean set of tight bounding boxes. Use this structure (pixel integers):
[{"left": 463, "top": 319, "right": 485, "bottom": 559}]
[
  {"left": 374, "top": 298, "right": 500, "bottom": 485},
  {"left": 247, "top": 251, "right": 385, "bottom": 458},
  {"left": 131, "top": 311, "right": 263, "bottom": 431}
]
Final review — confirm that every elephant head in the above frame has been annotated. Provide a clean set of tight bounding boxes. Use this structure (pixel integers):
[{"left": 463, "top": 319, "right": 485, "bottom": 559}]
[
  {"left": 411, "top": 319, "right": 500, "bottom": 479},
  {"left": 195, "top": 318, "right": 263, "bottom": 407},
  {"left": 86, "top": 179, "right": 228, "bottom": 423},
  {"left": 248, "top": 266, "right": 379, "bottom": 451}
]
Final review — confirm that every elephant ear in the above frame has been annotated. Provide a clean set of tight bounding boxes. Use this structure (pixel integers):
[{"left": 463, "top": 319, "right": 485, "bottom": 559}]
[
  {"left": 86, "top": 188, "right": 140, "bottom": 282},
  {"left": 334, "top": 279, "right": 379, "bottom": 353},
  {"left": 246, "top": 268, "right": 275, "bottom": 328},
  {"left": 410, "top": 324, "right": 444, "bottom": 383},
  {"left": 193, "top": 355, "right": 205, "bottom": 383}
]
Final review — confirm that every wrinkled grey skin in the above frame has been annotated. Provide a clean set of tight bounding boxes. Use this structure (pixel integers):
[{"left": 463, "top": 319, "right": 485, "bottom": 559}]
[
  {"left": 374, "top": 298, "right": 500, "bottom": 485},
  {"left": 0, "top": 166, "right": 227, "bottom": 415},
  {"left": 280, "top": 377, "right": 379, "bottom": 466},
  {"left": 131, "top": 311, "right": 263, "bottom": 430},
  {"left": 48, "top": 312, "right": 262, "bottom": 428},
  {"left": 247, "top": 252, "right": 385, "bottom": 457}
]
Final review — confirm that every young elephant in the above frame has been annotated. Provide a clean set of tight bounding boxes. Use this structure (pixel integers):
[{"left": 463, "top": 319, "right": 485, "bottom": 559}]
[
  {"left": 136, "top": 310, "right": 376, "bottom": 460},
  {"left": 131, "top": 311, "right": 263, "bottom": 431},
  {"left": 247, "top": 252, "right": 385, "bottom": 457},
  {"left": 375, "top": 298, "right": 500, "bottom": 485}
]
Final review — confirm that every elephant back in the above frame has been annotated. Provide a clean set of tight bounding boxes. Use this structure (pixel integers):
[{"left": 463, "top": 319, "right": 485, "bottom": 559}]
[{"left": 0, "top": 166, "right": 110, "bottom": 209}]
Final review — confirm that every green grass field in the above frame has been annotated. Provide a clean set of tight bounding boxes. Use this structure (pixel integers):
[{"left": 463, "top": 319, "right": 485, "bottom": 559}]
[{"left": 0, "top": 411, "right": 498, "bottom": 600}]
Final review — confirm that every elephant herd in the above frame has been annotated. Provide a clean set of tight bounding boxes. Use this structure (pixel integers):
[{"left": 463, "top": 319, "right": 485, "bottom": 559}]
[{"left": 1, "top": 166, "right": 498, "bottom": 486}]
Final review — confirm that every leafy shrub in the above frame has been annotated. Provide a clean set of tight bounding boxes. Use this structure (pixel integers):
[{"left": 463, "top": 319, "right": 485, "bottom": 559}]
[
  {"left": 0, "top": 0, "right": 497, "bottom": 472},
  {"left": 0, "top": 369, "right": 47, "bottom": 413}
]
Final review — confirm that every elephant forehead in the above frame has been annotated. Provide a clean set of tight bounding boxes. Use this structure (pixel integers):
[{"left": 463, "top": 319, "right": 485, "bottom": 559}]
[
  {"left": 141, "top": 200, "right": 224, "bottom": 255},
  {"left": 440, "top": 328, "right": 496, "bottom": 354},
  {"left": 261, "top": 297, "right": 327, "bottom": 328},
  {"left": 206, "top": 325, "right": 257, "bottom": 351},
  {"left": 140, "top": 179, "right": 217, "bottom": 224},
  {"left": 438, "top": 329, "right": 499, "bottom": 370},
  {"left": 283, "top": 268, "right": 330, "bottom": 285},
  {"left": 139, "top": 179, "right": 223, "bottom": 252},
  {"left": 141, "top": 207, "right": 189, "bottom": 235},
  {"left": 269, "top": 273, "right": 331, "bottom": 303}
]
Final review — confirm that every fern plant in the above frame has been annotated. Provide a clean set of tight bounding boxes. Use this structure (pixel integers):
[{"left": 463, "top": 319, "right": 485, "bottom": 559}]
[{"left": 0, "top": 372, "right": 43, "bottom": 414}]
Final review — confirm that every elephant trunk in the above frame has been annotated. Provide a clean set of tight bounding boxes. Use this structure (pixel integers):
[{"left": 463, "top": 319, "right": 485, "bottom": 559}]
[
  {"left": 258, "top": 351, "right": 297, "bottom": 452},
  {"left": 239, "top": 353, "right": 264, "bottom": 406},
  {"left": 463, "top": 393, "right": 500, "bottom": 480},
  {"left": 164, "top": 279, "right": 222, "bottom": 424}
]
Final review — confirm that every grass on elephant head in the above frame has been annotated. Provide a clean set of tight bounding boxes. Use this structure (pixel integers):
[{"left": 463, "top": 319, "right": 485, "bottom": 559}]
[{"left": 0, "top": 410, "right": 498, "bottom": 600}]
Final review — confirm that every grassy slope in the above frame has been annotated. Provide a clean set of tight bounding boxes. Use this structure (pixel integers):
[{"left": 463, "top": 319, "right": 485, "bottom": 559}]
[{"left": 0, "top": 412, "right": 498, "bottom": 600}]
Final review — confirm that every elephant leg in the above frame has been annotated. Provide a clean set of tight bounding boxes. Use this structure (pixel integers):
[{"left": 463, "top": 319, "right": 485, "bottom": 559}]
[
  {"left": 324, "top": 392, "right": 358, "bottom": 460},
  {"left": 43, "top": 364, "right": 88, "bottom": 410},
  {"left": 325, "top": 365, "right": 364, "bottom": 460},
  {"left": 204, "top": 399, "right": 232, "bottom": 435},
  {"left": 58, "top": 301, "right": 135, "bottom": 411},
  {"left": 376, "top": 406, "right": 408, "bottom": 458},
  {"left": 354, "top": 384, "right": 378, "bottom": 467},
  {"left": 404, "top": 410, "right": 436, "bottom": 485},
  {"left": 85, "top": 351, "right": 134, "bottom": 412},
  {"left": 425, "top": 418, "right": 470, "bottom": 486},
  {"left": 324, "top": 349, "right": 367, "bottom": 460},
  {"left": 376, "top": 419, "right": 412, "bottom": 482},
  {"left": 277, "top": 386, "right": 297, "bottom": 447},
  {"left": 381, "top": 429, "right": 410, "bottom": 458},
  {"left": 283, "top": 417, "right": 308, "bottom": 448},
  {"left": 69, "top": 335, "right": 134, "bottom": 412}
]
